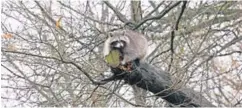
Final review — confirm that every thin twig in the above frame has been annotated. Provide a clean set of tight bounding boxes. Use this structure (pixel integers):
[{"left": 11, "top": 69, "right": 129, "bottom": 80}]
[
  {"left": 133, "top": 1, "right": 182, "bottom": 30},
  {"left": 175, "top": 1, "right": 187, "bottom": 30},
  {"left": 149, "top": 49, "right": 170, "bottom": 63},
  {"left": 3, "top": 50, "right": 106, "bottom": 85},
  {"left": 58, "top": 1, "right": 120, "bottom": 27},
  {"left": 99, "top": 86, "right": 151, "bottom": 107},
  {"left": 35, "top": 1, "right": 66, "bottom": 32},
  {"left": 103, "top": 1, "right": 134, "bottom": 26},
  {"left": 144, "top": 1, "right": 165, "bottom": 19},
  {"left": 168, "top": 1, "right": 187, "bottom": 71}
]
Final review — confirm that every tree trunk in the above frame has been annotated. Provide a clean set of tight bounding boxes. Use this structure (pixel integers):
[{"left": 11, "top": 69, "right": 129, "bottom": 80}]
[{"left": 130, "top": 1, "right": 147, "bottom": 106}]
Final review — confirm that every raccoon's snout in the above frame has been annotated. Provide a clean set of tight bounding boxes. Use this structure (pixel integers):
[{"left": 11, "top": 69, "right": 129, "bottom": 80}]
[
  {"left": 115, "top": 42, "right": 124, "bottom": 48},
  {"left": 111, "top": 41, "right": 125, "bottom": 49}
]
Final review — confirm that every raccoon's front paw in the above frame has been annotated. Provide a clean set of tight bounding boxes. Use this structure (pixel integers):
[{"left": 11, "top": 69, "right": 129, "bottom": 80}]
[
  {"left": 119, "top": 62, "right": 132, "bottom": 72},
  {"left": 120, "top": 60, "right": 126, "bottom": 65}
]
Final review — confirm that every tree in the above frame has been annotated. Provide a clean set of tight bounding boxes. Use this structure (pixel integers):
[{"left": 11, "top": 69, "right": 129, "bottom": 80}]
[{"left": 1, "top": 0, "right": 242, "bottom": 107}]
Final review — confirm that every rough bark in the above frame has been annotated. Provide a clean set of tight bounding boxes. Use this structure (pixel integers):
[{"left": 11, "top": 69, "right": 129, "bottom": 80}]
[{"left": 130, "top": 1, "right": 147, "bottom": 106}]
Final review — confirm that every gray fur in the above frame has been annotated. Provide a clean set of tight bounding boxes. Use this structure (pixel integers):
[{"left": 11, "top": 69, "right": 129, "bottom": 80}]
[{"left": 103, "top": 30, "right": 148, "bottom": 65}]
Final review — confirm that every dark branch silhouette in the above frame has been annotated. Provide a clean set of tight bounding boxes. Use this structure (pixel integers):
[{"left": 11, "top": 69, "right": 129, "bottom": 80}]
[
  {"left": 133, "top": 1, "right": 182, "bottom": 30},
  {"left": 100, "top": 62, "right": 215, "bottom": 107},
  {"left": 168, "top": 1, "right": 187, "bottom": 71}
]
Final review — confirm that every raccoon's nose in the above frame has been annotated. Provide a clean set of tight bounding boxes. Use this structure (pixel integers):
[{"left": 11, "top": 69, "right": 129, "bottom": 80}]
[{"left": 114, "top": 42, "right": 124, "bottom": 48}]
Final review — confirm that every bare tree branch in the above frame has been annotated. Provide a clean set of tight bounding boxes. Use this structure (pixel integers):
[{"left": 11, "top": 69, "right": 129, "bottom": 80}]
[
  {"left": 168, "top": 1, "right": 187, "bottom": 71},
  {"left": 144, "top": 1, "right": 164, "bottom": 19},
  {"left": 103, "top": 1, "right": 134, "bottom": 26},
  {"left": 133, "top": 1, "right": 182, "bottom": 30},
  {"left": 2, "top": 50, "right": 104, "bottom": 85},
  {"left": 58, "top": 1, "right": 120, "bottom": 27}
]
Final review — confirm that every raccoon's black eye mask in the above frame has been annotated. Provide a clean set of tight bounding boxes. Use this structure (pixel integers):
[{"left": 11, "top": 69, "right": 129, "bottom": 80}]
[{"left": 110, "top": 40, "right": 126, "bottom": 49}]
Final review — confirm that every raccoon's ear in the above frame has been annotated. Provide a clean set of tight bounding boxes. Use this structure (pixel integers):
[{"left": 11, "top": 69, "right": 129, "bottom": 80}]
[{"left": 102, "top": 32, "right": 112, "bottom": 39}]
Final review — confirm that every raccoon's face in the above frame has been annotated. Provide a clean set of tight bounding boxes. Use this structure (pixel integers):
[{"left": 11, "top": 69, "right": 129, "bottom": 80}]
[
  {"left": 110, "top": 40, "right": 126, "bottom": 50},
  {"left": 109, "top": 32, "right": 129, "bottom": 50}
]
